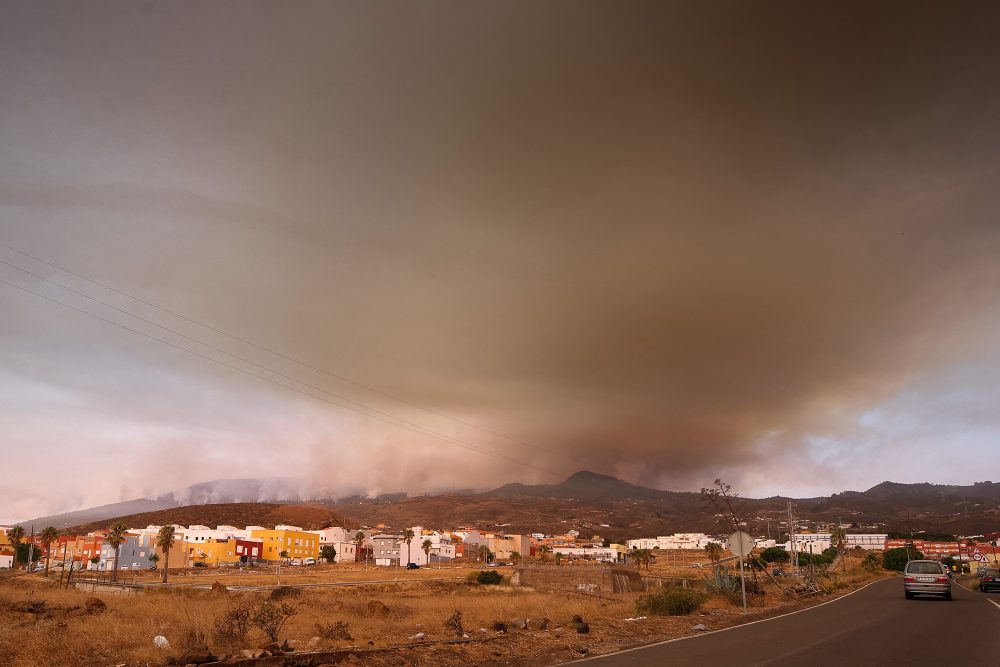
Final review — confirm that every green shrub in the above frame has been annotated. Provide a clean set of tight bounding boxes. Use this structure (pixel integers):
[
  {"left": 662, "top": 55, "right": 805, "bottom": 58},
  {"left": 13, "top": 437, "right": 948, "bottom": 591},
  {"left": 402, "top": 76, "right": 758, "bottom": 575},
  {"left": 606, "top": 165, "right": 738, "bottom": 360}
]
[
  {"left": 704, "top": 568, "right": 741, "bottom": 605},
  {"left": 883, "top": 547, "right": 923, "bottom": 571},
  {"left": 635, "top": 587, "right": 708, "bottom": 616},
  {"left": 476, "top": 570, "right": 503, "bottom": 585}
]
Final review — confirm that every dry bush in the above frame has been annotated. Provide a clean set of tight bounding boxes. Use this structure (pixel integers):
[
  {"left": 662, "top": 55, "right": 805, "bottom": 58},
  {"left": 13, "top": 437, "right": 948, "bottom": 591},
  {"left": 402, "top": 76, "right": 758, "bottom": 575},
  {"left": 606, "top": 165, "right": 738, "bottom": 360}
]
[
  {"left": 250, "top": 601, "right": 299, "bottom": 642},
  {"left": 315, "top": 620, "right": 352, "bottom": 641},
  {"left": 212, "top": 600, "right": 253, "bottom": 644},
  {"left": 443, "top": 608, "right": 464, "bottom": 636}
]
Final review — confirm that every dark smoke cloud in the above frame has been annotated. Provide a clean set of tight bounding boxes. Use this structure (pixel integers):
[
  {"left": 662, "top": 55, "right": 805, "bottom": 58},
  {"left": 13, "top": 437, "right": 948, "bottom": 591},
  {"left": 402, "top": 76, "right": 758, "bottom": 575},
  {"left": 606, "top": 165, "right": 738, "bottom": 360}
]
[{"left": 3, "top": 1, "right": 1000, "bottom": 521}]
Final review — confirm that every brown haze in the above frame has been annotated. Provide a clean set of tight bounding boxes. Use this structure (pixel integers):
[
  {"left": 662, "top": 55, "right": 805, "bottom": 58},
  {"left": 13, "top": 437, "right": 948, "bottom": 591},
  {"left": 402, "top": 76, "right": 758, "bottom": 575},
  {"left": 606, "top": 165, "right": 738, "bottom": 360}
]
[{"left": 2, "top": 1, "right": 1000, "bottom": 521}]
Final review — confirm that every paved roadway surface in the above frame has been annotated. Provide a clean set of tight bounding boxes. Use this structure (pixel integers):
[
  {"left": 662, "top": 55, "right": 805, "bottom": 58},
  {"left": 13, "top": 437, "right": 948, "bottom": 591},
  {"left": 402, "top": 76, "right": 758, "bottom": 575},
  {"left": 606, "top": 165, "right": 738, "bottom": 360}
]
[{"left": 573, "top": 578, "right": 1000, "bottom": 666}]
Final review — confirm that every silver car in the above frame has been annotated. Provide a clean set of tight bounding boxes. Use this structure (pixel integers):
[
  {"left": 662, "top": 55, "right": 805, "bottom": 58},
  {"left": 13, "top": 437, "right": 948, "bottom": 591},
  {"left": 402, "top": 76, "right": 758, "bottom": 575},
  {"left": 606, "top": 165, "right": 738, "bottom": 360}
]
[{"left": 903, "top": 560, "right": 952, "bottom": 600}]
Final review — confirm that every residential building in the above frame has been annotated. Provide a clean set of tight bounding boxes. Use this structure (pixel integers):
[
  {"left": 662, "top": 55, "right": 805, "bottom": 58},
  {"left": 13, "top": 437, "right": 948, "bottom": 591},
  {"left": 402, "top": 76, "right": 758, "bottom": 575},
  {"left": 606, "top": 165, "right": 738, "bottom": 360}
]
[
  {"left": 550, "top": 546, "right": 620, "bottom": 562},
  {"left": 250, "top": 526, "right": 320, "bottom": 562},
  {"left": 487, "top": 535, "right": 531, "bottom": 562},
  {"left": 234, "top": 538, "right": 264, "bottom": 563},
  {"left": 372, "top": 534, "right": 402, "bottom": 566}
]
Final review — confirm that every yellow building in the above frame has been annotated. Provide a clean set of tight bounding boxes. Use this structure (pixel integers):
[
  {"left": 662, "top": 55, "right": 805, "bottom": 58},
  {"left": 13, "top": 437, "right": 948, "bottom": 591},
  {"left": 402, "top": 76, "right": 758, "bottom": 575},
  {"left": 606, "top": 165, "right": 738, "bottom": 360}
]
[
  {"left": 251, "top": 526, "right": 320, "bottom": 562},
  {"left": 183, "top": 538, "right": 241, "bottom": 567}
]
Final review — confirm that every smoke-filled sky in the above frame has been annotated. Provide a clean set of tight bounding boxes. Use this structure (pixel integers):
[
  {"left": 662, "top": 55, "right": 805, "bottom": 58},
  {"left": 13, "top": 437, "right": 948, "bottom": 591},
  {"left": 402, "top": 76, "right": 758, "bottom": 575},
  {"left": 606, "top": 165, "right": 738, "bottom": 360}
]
[{"left": 3, "top": 1, "right": 1000, "bottom": 523}]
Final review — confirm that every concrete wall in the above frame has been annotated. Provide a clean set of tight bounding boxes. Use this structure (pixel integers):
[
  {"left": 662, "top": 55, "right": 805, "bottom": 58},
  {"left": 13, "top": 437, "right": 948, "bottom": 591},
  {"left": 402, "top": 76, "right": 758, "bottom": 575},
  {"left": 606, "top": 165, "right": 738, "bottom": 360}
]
[{"left": 511, "top": 565, "right": 646, "bottom": 594}]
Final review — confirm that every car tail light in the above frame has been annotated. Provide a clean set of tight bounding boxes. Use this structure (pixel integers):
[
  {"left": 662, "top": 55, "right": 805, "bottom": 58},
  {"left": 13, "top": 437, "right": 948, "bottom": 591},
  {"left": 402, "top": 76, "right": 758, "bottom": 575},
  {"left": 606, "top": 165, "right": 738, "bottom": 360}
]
[
  {"left": 935, "top": 576, "right": 949, "bottom": 583},
  {"left": 904, "top": 576, "right": 915, "bottom": 582},
  {"left": 985, "top": 577, "right": 994, "bottom": 582}
]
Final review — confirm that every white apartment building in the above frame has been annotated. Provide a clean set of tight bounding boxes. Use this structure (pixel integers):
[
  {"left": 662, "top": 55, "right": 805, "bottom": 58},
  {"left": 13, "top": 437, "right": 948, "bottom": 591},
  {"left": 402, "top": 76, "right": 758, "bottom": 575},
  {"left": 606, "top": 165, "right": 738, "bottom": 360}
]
[
  {"left": 626, "top": 533, "right": 715, "bottom": 550},
  {"left": 785, "top": 533, "right": 888, "bottom": 553},
  {"left": 551, "top": 546, "right": 620, "bottom": 562}
]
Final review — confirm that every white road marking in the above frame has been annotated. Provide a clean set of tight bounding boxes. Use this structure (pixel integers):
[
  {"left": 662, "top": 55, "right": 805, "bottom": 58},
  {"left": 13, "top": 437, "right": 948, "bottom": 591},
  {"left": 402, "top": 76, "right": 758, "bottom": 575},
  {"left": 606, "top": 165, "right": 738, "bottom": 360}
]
[{"left": 563, "top": 577, "right": 891, "bottom": 664}]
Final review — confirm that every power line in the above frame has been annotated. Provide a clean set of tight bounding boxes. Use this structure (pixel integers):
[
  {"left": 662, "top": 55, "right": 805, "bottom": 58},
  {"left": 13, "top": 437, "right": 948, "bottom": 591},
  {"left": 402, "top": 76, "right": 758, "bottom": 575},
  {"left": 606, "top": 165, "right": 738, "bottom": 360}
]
[
  {"left": 0, "top": 240, "right": 569, "bottom": 461},
  {"left": 0, "top": 273, "right": 563, "bottom": 477}
]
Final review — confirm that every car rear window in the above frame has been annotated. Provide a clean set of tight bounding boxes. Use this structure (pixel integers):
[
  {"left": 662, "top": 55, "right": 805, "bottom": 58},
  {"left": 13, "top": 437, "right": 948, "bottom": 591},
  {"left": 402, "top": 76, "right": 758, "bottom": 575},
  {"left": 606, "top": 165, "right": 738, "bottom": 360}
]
[{"left": 906, "top": 562, "right": 943, "bottom": 574}]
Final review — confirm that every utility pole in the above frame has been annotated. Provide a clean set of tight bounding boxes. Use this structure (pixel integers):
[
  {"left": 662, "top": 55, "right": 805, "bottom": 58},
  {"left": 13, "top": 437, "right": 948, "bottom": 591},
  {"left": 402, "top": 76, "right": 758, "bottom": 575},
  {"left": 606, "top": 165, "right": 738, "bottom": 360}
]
[
  {"left": 787, "top": 503, "right": 798, "bottom": 577},
  {"left": 27, "top": 525, "right": 35, "bottom": 572}
]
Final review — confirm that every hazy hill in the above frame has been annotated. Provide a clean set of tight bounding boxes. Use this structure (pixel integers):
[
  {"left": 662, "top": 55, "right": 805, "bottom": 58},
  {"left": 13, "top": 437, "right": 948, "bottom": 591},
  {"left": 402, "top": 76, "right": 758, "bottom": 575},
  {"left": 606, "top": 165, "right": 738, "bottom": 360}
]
[
  {"left": 63, "top": 502, "right": 351, "bottom": 535},
  {"left": 30, "top": 472, "right": 1000, "bottom": 541}
]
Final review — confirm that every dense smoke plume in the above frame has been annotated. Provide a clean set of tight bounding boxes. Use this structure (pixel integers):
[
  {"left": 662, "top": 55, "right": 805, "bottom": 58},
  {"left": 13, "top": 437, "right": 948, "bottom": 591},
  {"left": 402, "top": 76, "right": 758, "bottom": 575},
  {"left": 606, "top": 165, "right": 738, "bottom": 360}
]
[{"left": 3, "top": 2, "right": 1000, "bottom": 521}]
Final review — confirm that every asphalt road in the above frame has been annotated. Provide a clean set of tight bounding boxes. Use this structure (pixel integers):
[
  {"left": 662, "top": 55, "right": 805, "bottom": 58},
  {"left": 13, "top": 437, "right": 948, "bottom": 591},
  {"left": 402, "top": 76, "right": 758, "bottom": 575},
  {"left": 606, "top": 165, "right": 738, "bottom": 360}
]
[{"left": 573, "top": 578, "right": 1000, "bottom": 666}]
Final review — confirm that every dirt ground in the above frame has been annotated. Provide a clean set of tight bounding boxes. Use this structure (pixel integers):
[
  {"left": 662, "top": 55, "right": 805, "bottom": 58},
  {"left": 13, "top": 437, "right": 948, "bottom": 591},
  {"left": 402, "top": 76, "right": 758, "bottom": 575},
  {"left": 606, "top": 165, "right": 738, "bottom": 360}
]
[{"left": 0, "top": 556, "right": 887, "bottom": 667}]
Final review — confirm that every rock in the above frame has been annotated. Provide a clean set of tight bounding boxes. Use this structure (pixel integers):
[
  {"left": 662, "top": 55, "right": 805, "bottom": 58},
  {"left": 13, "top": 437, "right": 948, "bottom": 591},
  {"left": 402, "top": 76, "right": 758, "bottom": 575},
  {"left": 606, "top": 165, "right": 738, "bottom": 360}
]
[
  {"left": 692, "top": 623, "right": 709, "bottom": 632},
  {"left": 408, "top": 631, "right": 427, "bottom": 640},
  {"left": 280, "top": 639, "right": 294, "bottom": 653},
  {"left": 84, "top": 597, "right": 107, "bottom": 614},
  {"left": 530, "top": 617, "right": 550, "bottom": 631},
  {"left": 168, "top": 643, "right": 216, "bottom": 665},
  {"left": 512, "top": 618, "right": 528, "bottom": 630},
  {"left": 210, "top": 581, "right": 229, "bottom": 595},
  {"left": 479, "top": 628, "right": 489, "bottom": 633},
  {"left": 493, "top": 621, "right": 508, "bottom": 633},
  {"left": 387, "top": 655, "right": 405, "bottom": 666},
  {"left": 308, "top": 636, "right": 321, "bottom": 647},
  {"left": 575, "top": 622, "right": 590, "bottom": 634},
  {"left": 260, "top": 642, "right": 284, "bottom": 656},
  {"left": 575, "top": 646, "right": 590, "bottom": 655},
  {"left": 153, "top": 636, "right": 171, "bottom": 650}
]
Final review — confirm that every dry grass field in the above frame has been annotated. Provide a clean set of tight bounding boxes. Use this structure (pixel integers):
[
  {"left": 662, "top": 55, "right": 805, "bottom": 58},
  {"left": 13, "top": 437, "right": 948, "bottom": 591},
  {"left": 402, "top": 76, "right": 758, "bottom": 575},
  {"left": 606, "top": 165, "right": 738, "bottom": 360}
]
[{"left": 0, "top": 556, "right": 889, "bottom": 667}]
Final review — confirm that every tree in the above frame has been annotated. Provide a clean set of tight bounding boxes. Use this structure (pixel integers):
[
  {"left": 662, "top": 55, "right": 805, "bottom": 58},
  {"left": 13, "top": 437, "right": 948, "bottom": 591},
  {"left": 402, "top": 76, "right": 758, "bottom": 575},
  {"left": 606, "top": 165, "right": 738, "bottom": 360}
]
[
  {"left": 760, "top": 546, "right": 790, "bottom": 564},
  {"left": 250, "top": 601, "right": 298, "bottom": 642},
  {"left": 6, "top": 526, "right": 24, "bottom": 569},
  {"left": 403, "top": 529, "right": 415, "bottom": 567},
  {"left": 421, "top": 539, "right": 432, "bottom": 564},
  {"left": 510, "top": 551, "right": 521, "bottom": 565},
  {"left": 830, "top": 527, "right": 847, "bottom": 571},
  {"left": 156, "top": 525, "right": 176, "bottom": 583},
  {"left": 40, "top": 526, "right": 58, "bottom": 577},
  {"left": 630, "top": 548, "right": 652, "bottom": 569},
  {"left": 478, "top": 545, "right": 493, "bottom": 564},
  {"left": 354, "top": 531, "right": 366, "bottom": 563},
  {"left": 321, "top": 545, "right": 337, "bottom": 563},
  {"left": 700, "top": 479, "right": 748, "bottom": 534},
  {"left": 704, "top": 542, "right": 724, "bottom": 564},
  {"left": 279, "top": 550, "right": 289, "bottom": 562},
  {"left": 554, "top": 552, "right": 563, "bottom": 566},
  {"left": 148, "top": 552, "right": 160, "bottom": 570},
  {"left": 106, "top": 522, "right": 128, "bottom": 583},
  {"left": 883, "top": 547, "right": 923, "bottom": 572}
]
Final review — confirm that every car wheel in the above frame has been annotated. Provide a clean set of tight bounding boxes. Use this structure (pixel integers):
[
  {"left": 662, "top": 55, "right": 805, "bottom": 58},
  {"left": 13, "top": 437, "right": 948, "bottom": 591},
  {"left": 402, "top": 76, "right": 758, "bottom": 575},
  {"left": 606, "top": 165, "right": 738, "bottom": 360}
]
[
  {"left": 944, "top": 591, "right": 952, "bottom": 601},
  {"left": 905, "top": 592, "right": 914, "bottom": 599}
]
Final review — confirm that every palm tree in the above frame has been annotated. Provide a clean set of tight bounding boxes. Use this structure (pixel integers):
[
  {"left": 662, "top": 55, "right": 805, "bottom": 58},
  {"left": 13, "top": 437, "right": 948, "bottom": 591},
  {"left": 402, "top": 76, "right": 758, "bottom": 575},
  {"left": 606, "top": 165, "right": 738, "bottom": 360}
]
[
  {"left": 537, "top": 544, "right": 552, "bottom": 562},
  {"left": 403, "top": 529, "right": 415, "bottom": 567},
  {"left": 422, "top": 539, "right": 432, "bottom": 565},
  {"left": 830, "top": 527, "right": 847, "bottom": 572},
  {"left": 40, "top": 526, "right": 59, "bottom": 577},
  {"left": 6, "top": 526, "right": 24, "bottom": 569},
  {"left": 155, "top": 525, "right": 176, "bottom": 584},
  {"left": 106, "top": 522, "right": 128, "bottom": 583},
  {"left": 354, "top": 531, "right": 366, "bottom": 563}
]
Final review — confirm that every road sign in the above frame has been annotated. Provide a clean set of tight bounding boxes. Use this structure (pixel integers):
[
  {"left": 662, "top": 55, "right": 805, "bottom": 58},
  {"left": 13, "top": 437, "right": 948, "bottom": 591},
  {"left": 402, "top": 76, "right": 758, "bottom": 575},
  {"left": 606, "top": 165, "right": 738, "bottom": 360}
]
[{"left": 728, "top": 531, "right": 753, "bottom": 558}]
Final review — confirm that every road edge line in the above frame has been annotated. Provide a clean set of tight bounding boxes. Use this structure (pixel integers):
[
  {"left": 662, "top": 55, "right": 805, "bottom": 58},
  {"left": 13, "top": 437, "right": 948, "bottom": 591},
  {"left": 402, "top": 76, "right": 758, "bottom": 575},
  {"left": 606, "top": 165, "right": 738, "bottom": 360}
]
[
  {"left": 563, "top": 577, "right": 891, "bottom": 664},
  {"left": 953, "top": 579, "right": 1000, "bottom": 611}
]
